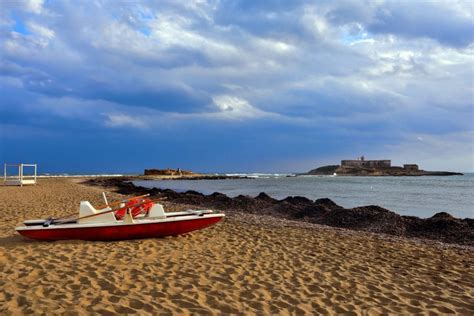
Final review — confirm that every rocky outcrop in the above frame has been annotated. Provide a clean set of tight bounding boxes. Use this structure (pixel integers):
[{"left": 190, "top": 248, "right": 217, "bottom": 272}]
[
  {"left": 85, "top": 177, "right": 474, "bottom": 246},
  {"left": 144, "top": 168, "right": 198, "bottom": 176},
  {"left": 142, "top": 170, "right": 254, "bottom": 180},
  {"left": 306, "top": 165, "right": 339, "bottom": 175}
]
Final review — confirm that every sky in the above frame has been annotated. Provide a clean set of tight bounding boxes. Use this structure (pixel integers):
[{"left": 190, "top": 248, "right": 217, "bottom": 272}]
[{"left": 0, "top": 0, "right": 473, "bottom": 174}]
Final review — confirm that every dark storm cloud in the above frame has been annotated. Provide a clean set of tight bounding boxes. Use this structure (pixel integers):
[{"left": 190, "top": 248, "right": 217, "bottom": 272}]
[{"left": 1, "top": 0, "right": 472, "bottom": 172}]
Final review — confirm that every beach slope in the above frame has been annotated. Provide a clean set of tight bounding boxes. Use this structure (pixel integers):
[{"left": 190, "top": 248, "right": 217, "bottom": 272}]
[{"left": 0, "top": 178, "right": 473, "bottom": 314}]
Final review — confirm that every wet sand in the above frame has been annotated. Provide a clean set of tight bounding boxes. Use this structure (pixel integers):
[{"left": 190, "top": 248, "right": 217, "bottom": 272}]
[{"left": 0, "top": 178, "right": 473, "bottom": 314}]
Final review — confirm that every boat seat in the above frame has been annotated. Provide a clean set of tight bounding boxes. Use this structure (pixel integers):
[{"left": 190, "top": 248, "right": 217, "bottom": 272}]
[
  {"left": 78, "top": 201, "right": 116, "bottom": 224},
  {"left": 148, "top": 204, "right": 166, "bottom": 219}
]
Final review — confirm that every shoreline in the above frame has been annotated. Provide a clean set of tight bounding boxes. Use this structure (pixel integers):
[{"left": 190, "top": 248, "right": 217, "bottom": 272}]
[
  {"left": 85, "top": 176, "right": 474, "bottom": 247},
  {"left": 79, "top": 178, "right": 473, "bottom": 252},
  {"left": 32, "top": 171, "right": 470, "bottom": 178}
]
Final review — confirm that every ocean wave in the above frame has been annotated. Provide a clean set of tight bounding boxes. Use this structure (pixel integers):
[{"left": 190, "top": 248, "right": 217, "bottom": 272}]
[
  {"left": 37, "top": 174, "right": 126, "bottom": 178},
  {"left": 224, "top": 173, "right": 295, "bottom": 178}
]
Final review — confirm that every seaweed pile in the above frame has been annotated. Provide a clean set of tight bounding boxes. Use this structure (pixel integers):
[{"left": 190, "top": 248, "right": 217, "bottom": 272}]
[{"left": 86, "top": 177, "right": 474, "bottom": 246}]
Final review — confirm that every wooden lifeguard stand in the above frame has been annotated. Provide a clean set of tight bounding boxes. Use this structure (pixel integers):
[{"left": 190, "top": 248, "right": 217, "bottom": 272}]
[{"left": 3, "top": 163, "right": 37, "bottom": 186}]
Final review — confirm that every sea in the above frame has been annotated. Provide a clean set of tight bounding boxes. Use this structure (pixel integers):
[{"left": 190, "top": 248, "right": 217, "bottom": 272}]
[{"left": 134, "top": 173, "right": 474, "bottom": 219}]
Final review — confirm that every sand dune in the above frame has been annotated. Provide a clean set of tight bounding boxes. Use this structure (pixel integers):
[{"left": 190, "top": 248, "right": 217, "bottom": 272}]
[{"left": 0, "top": 178, "right": 473, "bottom": 314}]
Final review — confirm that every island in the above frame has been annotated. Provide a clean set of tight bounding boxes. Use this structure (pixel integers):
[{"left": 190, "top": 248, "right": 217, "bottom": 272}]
[
  {"left": 305, "top": 157, "right": 463, "bottom": 176},
  {"left": 144, "top": 168, "right": 199, "bottom": 177},
  {"left": 142, "top": 168, "right": 252, "bottom": 180}
]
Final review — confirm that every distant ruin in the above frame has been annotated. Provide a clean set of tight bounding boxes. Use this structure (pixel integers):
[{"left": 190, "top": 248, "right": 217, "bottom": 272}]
[
  {"left": 341, "top": 156, "right": 391, "bottom": 168},
  {"left": 403, "top": 164, "right": 419, "bottom": 171},
  {"left": 144, "top": 168, "right": 197, "bottom": 176},
  {"left": 341, "top": 157, "right": 420, "bottom": 171}
]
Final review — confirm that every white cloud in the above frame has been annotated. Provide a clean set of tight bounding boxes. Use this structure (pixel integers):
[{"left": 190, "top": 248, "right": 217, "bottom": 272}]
[
  {"left": 211, "top": 95, "right": 276, "bottom": 120},
  {"left": 301, "top": 5, "right": 331, "bottom": 39},
  {"left": 104, "top": 113, "right": 148, "bottom": 129},
  {"left": 148, "top": 14, "right": 240, "bottom": 62},
  {"left": 252, "top": 38, "right": 295, "bottom": 54},
  {"left": 26, "top": 0, "right": 44, "bottom": 14},
  {"left": 27, "top": 22, "right": 55, "bottom": 39}
]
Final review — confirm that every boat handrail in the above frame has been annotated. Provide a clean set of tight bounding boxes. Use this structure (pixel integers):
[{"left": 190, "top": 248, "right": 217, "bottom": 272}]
[
  {"left": 50, "top": 193, "right": 154, "bottom": 223},
  {"left": 53, "top": 198, "right": 162, "bottom": 225}
]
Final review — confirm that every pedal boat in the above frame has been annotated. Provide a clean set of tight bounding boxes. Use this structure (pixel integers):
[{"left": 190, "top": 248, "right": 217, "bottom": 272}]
[{"left": 15, "top": 194, "right": 224, "bottom": 241}]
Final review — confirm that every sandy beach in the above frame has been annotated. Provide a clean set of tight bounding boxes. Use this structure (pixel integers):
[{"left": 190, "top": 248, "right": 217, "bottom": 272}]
[{"left": 0, "top": 178, "right": 473, "bottom": 315}]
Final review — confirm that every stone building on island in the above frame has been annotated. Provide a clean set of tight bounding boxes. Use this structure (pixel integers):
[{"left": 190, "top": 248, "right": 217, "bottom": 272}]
[
  {"left": 341, "top": 156, "right": 419, "bottom": 171},
  {"left": 341, "top": 156, "right": 391, "bottom": 168},
  {"left": 403, "top": 164, "right": 419, "bottom": 171}
]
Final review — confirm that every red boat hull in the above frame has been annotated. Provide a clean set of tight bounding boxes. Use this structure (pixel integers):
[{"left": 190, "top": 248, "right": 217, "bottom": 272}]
[{"left": 17, "top": 216, "right": 223, "bottom": 241}]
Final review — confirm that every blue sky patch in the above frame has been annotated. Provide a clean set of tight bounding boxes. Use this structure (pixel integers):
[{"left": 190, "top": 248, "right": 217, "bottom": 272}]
[{"left": 11, "top": 13, "right": 30, "bottom": 35}]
